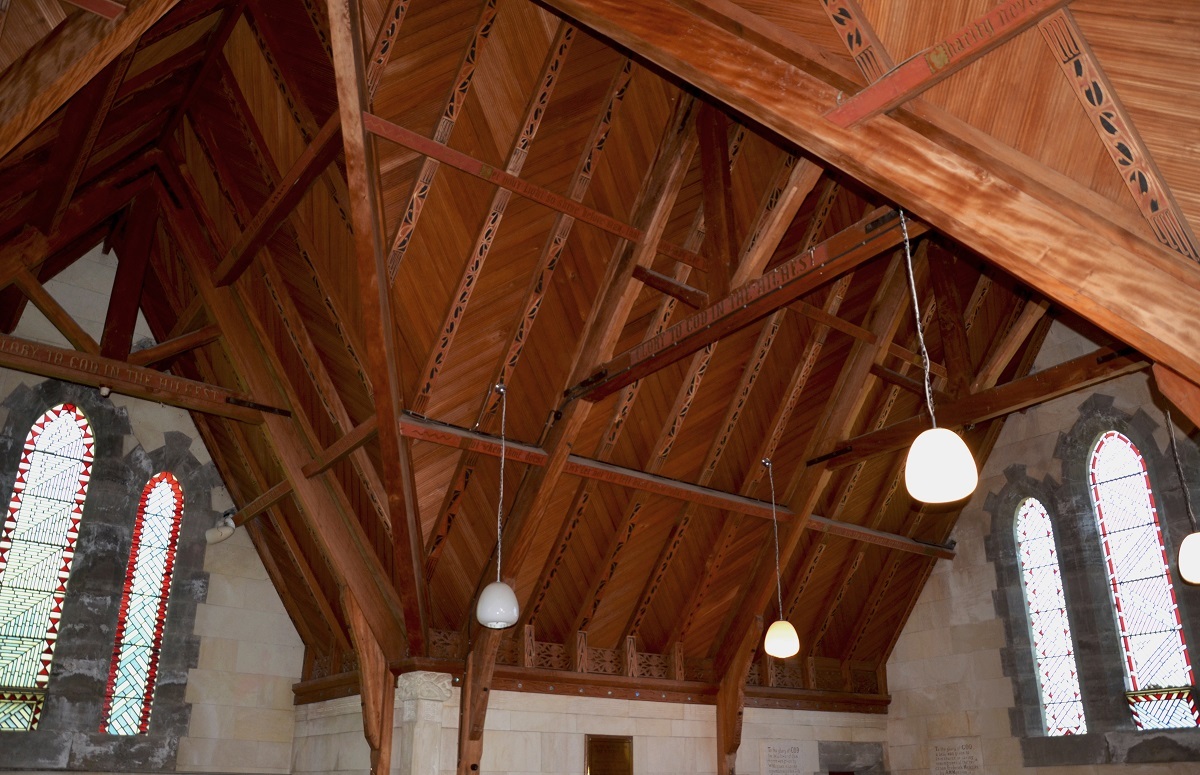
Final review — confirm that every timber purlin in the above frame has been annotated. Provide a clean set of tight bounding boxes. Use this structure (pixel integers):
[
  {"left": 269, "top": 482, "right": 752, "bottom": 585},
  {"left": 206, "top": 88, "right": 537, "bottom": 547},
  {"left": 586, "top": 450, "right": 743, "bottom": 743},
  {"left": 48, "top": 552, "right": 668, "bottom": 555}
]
[{"left": 1, "top": 0, "right": 1198, "bottom": 772}]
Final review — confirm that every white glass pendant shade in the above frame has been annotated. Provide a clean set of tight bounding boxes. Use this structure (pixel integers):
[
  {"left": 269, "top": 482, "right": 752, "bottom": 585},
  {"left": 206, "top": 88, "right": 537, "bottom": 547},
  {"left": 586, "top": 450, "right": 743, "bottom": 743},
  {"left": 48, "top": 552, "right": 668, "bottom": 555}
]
[
  {"left": 763, "top": 619, "right": 800, "bottom": 659},
  {"left": 905, "top": 427, "right": 978, "bottom": 504},
  {"left": 1179, "top": 532, "right": 1200, "bottom": 585},
  {"left": 476, "top": 581, "right": 519, "bottom": 628},
  {"left": 205, "top": 515, "right": 236, "bottom": 545}
]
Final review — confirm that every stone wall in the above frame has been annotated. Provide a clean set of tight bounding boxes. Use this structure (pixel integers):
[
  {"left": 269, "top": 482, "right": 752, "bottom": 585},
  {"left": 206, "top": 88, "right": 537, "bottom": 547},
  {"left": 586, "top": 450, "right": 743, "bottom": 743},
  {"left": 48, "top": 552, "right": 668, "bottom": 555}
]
[
  {"left": 0, "top": 369, "right": 302, "bottom": 772},
  {"left": 292, "top": 674, "right": 889, "bottom": 775},
  {"left": 885, "top": 323, "right": 1200, "bottom": 773}
]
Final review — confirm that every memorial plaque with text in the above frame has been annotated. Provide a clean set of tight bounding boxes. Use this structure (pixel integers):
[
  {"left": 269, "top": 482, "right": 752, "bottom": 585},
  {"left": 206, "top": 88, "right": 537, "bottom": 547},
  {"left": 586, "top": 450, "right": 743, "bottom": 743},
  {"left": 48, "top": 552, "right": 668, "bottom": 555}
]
[{"left": 930, "top": 737, "right": 983, "bottom": 775}]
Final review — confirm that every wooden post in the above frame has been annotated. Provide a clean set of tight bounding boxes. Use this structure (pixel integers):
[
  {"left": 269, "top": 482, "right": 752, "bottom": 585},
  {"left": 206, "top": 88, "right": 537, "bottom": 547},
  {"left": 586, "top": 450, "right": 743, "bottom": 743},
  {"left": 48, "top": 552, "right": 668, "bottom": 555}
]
[{"left": 344, "top": 589, "right": 396, "bottom": 775}]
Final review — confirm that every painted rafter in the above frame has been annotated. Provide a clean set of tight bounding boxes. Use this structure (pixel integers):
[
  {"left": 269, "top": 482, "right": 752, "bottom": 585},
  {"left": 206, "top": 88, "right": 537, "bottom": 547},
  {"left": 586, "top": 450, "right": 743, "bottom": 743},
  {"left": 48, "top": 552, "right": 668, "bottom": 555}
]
[
  {"left": 616, "top": 153, "right": 823, "bottom": 644},
  {"left": 177, "top": 108, "right": 390, "bottom": 533},
  {"left": 456, "top": 94, "right": 700, "bottom": 775},
  {"left": 521, "top": 116, "right": 739, "bottom": 632},
  {"left": 242, "top": 3, "right": 353, "bottom": 223},
  {"left": 422, "top": 55, "right": 634, "bottom": 585},
  {"left": 543, "top": 0, "right": 1200, "bottom": 389},
  {"left": 711, "top": 254, "right": 910, "bottom": 685},
  {"left": 668, "top": 180, "right": 844, "bottom": 650},
  {"left": 365, "top": 112, "right": 707, "bottom": 272},
  {"left": 384, "top": 0, "right": 499, "bottom": 283},
  {"left": 1038, "top": 9, "right": 1199, "bottom": 261},
  {"left": 365, "top": 0, "right": 412, "bottom": 100},
  {"left": 825, "top": 0, "right": 1072, "bottom": 127},
  {"left": 411, "top": 22, "right": 575, "bottom": 415},
  {"left": 563, "top": 121, "right": 773, "bottom": 640},
  {"left": 570, "top": 207, "right": 928, "bottom": 402}
]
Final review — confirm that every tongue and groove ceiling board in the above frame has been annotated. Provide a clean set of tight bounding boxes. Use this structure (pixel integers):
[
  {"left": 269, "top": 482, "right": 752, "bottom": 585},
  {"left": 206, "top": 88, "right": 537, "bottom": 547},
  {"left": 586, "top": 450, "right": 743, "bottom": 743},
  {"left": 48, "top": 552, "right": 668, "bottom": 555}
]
[{"left": 0, "top": 0, "right": 1197, "bottom": 768}]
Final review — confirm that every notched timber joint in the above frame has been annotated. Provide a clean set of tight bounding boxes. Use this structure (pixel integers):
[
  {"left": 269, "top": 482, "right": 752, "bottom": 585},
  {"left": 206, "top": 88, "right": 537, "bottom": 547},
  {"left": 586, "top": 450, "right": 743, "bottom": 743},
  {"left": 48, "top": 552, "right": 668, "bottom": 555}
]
[
  {"left": 562, "top": 368, "right": 610, "bottom": 404},
  {"left": 806, "top": 445, "right": 852, "bottom": 466},
  {"left": 226, "top": 395, "right": 292, "bottom": 417}
]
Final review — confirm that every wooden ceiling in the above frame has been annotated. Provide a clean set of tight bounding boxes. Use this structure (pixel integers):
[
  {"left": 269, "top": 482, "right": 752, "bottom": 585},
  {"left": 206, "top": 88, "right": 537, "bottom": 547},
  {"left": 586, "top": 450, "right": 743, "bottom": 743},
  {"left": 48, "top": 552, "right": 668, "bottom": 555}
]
[{"left": 0, "top": 0, "right": 1197, "bottom": 772}]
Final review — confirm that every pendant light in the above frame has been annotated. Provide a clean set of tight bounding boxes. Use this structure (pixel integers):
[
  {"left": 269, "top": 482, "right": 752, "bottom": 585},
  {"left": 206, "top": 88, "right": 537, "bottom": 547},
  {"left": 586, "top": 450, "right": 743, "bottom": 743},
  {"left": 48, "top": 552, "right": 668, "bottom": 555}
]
[
  {"left": 476, "top": 383, "right": 519, "bottom": 628},
  {"left": 899, "top": 211, "right": 978, "bottom": 504},
  {"left": 761, "top": 459, "right": 799, "bottom": 659},
  {"left": 1166, "top": 411, "right": 1200, "bottom": 585}
]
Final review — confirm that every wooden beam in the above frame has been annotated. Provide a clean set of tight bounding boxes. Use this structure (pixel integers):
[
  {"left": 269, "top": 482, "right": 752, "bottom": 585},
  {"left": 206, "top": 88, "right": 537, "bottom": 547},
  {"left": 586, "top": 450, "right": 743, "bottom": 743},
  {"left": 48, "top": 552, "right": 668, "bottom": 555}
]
[
  {"left": 1039, "top": 9, "right": 1199, "bottom": 261},
  {"left": 240, "top": 5, "right": 352, "bottom": 220},
  {"left": 0, "top": 227, "right": 50, "bottom": 293},
  {"left": 177, "top": 73, "right": 389, "bottom": 536},
  {"left": 231, "top": 480, "right": 292, "bottom": 527},
  {"left": 303, "top": 416, "right": 379, "bottom": 479},
  {"left": 716, "top": 615, "right": 761, "bottom": 775},
  {"left": 32, "top": 49, "right": 134, "bottom": 235},
  {"left": 1154, "top": 364, "right": 1200, "bottom": 432},
  {"left": 829, "top": 346, "right": 1148, "bottom": 467},
  {"left": 714, "top": 255, "right": 910, "bottom": 684},
  {"left": 343, "top": 589, "right": 395, "bottom": 775},
  {"left": 0, "top": 332, "right": 272, "bottom": 422},
  {"left": 457, "top": 95, "right": 700, "bottom": 775},
  {"left": 159, "top": 182, "right": 408, "bottom": 661},
  {"left": 970, "top": 296, "right": 1049, "bottom": 392},
  {"left": 410, "top": 24, "right": 575, "bottom": 414},
  {"left": 622, "top": 157, "right": 827, "bottom": 644},
  {"left": 400, "top": 412, "right": 795, "bottom": 523},
  {"left": 62, "top": 0, "right": 127, "bottom": 20},
  {"left": 127, "top": 323, "right": 220, "bottom": 366},
  {"left": 380, "top": 0, "right": 497, "bottom": 282},
  {"left": 364, "top": 111, "right": 708, "bottom": 273},
  {"left": 544, "top": 0, "right": 1200, "bottom": 389},
  {"left": 926, "top": 242, "right": 973, "bottom": 398},
  {"left": 0, "top": 0, "right": 182, "bottom": 159},
  {"left": 214, "top": 111, "right": 342, "bottom": 286},
  {"left": 570, "top": 208, "right": 928, "bottom": 402},
  {"left": 12, "top": 269, "right": 102, "bottom": 354},
  {"left": 365, "top": 0, "right": 413, "bottom": 99},
  {"left": 327, "top": 0, "right": 427, "bottom": 657},
  {"left": 697, "top": 102, "right": 736, "bottom": 299},
  {"left": 100, "top": 195, "right": 157, "bottom": 359},
  {"left": 633, "top": 265, "right": 707, "bottom": 308},
  {"left": 158, "top": 2, "right": 244, "bottom": 146},
  {"left": 825, "top": 0, "right": 1072, "bottom": 127}
]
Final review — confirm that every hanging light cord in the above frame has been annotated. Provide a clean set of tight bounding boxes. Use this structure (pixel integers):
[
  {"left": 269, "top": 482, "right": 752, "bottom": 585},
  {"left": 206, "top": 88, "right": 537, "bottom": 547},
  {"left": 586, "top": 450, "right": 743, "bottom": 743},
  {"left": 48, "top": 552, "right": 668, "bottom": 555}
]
[
  {"left": 496, "top": 383, "right": 507, "bottom": 583},
  {"left": 899, "top": 209, "right": 936, "bottom": 429},
  {"left": 1166, "top": 410, "right": 1199, "bottom": 533},
  {"left": 765, "top": 458, "right": 783, "bottom": 617}
]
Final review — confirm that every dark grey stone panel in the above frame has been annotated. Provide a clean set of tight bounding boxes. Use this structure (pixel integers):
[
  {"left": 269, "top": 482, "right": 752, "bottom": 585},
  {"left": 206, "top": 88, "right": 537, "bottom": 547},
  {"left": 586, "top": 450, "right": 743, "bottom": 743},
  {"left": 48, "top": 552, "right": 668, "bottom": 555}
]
[
  {"left": 817, "top": 740, "right": 887, "bottom": 773},
  {"left": 986, "top": 389, "right": 1200, "bottom": 766},
  {"left": 0, "top": 377, "right": 220, "bottom": 771}
]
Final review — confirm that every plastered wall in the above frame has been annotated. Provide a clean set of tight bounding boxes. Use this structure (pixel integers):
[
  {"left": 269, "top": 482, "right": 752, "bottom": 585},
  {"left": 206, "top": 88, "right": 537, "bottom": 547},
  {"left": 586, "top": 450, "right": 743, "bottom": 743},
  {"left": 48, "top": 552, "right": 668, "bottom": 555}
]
[{"left": 291, "top": 677, "right": 889, "bottom": 775}]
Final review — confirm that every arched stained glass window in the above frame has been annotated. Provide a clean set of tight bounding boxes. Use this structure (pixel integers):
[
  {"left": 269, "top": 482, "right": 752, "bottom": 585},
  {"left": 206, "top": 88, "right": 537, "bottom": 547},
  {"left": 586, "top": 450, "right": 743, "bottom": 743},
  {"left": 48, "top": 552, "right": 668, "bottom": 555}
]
[
  {"left": 101, "top": 472, "right": 184, "bottom": 735},
  {"left": 0, "top": 404, "right": 93, "bottom": 731},
  {"left": 1016, "top": 497, "right": 1086, "bottom": 735},
  {"left": 1089, "top": 430, "right": 1200, "bottom": 730}
]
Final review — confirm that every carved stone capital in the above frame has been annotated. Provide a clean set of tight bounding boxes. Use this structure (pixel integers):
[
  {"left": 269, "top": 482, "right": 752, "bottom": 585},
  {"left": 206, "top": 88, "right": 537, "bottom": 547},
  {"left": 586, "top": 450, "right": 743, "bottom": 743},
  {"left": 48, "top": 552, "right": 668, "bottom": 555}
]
[{"left": 395, "top": 670, "right": 453, "bottom": 702}]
